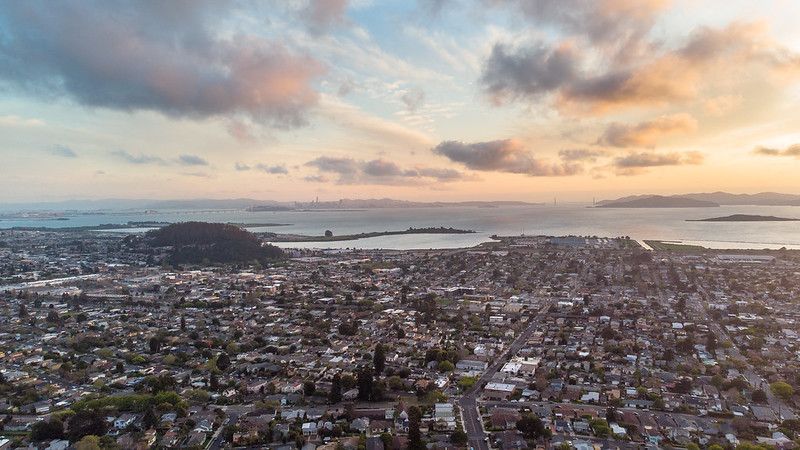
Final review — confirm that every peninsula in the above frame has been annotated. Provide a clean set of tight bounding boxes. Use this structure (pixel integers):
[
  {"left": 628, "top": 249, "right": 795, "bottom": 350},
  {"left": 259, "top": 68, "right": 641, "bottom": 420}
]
[
  {"left": 261, "top": 226, "right": 475, "bottom": 242},
  {"left": 689, "top": 214, "right": 799, "bottom": 222}
]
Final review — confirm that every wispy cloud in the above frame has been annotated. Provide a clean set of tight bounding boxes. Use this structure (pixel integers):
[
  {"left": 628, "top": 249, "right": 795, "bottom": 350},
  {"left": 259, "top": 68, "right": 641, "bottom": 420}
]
[
  {"left": 49, "top": 145, "right": 78, "bottom": 158},
  {"left": 110, "top": 150, "right": 166, "bottom": 165}
]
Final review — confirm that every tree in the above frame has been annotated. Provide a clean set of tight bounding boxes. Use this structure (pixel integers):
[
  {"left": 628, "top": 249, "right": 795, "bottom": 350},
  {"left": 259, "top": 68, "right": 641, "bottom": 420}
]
[
  {"left": 210, "top": 372, "right": 220, "bottom": 391},
  {"left": 75, "top": 435, "right": 102, "bottom": 450},
  {"left": 180, "top": 315, "right": 186, "bottom": 331},
  {"left": 771, "top": 381, "right": 794, "bottom": 401},
  {"left": 357, "top": 367, "right": 374, "bottom": 401},
  {"left": 148, "top": 336, "right": 161, "bottom": 353},
  {"left": 516, "top": 414, "right": 548, "bottom": 440},
  {"left": 31, "top": 418, "right": 64, "bottom": 441},
  {"left": 216, "top": 352, "right": 231, "bottom": 371},
  {"left": 67, "top": 409, "right": 108, "bottom": 441},
  {"left": 752, "top": 389, "right": 768, "bottom": 403},
  {"left": 329, "top": 372, "right": 343, "bottom": 404},
  {"left": 450, "top": 429, "right": 468, "bottom": 446},
  {"left": 408, "top": 406, "right": 425, "bottom": 450},
  {"left": 46, "top": 309, "right": 60, "bottom": 324},
  {"left": 143, "top": 407, "right": 158, "bottom": 429},
  {"left": 373, "top": 344, "right": 386, "bottom": 375},
  {"left": 304, "top": 380, "right": 316, "bottom": 396},
  {"left": 325, "top": 230, "right": 333, "bottom": 237},
  {"left": 19, "top": 304, "right": 27, "bottom": 318},
  {"left": 674, "top": 377, "right": 692, "bottom": 394}
]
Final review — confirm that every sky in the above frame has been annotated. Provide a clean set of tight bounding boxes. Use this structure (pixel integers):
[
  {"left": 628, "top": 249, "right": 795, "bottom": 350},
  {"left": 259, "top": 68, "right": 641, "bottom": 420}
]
[{"left": 1, "top": 0, "right": 800, "bottom": 203}]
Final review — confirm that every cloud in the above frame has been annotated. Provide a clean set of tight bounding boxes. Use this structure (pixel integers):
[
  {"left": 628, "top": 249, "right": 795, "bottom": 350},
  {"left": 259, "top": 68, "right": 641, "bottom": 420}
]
[
  {"left": 481, "top": 43, "right": 577, "bottom": 104},
  {"left": 598, "top": 113, "right": 697, "bottom": 148},
  {"left": 487, "top": 0, "right": 669, "bottom": 63},
  {"left": 305, "top": 156, "right": 467, "bottom": 184},
  {"left": 558, "top": 149, "right": 607, "bottom": 162},
  {"left": 227, "top": 120, "right": 256, "bottom": 143},
  {"left": 299, "top": 0, "right": 349, "bottom": 35},
  {"left": 49, "top": 145, "right": 78, "bottom": 158},
  {"left": 0, "top": 115, "right": 45, "bottom": 127},
  {"left": 304, "top": 174, "right": 329, "bottom": 183},
  {"left": 401, "top": 87, "right": 426, "bottom": 112},
  {"left": 481, "top": 20, "right": 800, "bottom": 115},
  {"left": 255, "top": 163, "right": 289, "bottom": 174},
  {"left": 317, "top": 95, "right": 435, "bottom": 150},
  {"left": 613, "top": 151, "right": 703, "bottom": 175},
  {"left": 753, "top": 144, "right": 800, "bottom": 158},
  {"left": 178, "top": 154, "right": 209, "bottom": 166},
  {"left": 0, "top": 1, "right": 324, "bottom": 128},
  {"left": 337, "top": 77, "right": 358, "bottom": 97},
  {"left": 110, "top": 150, "right": 166, "bottom": 165},
  {"left": 235, "top": 162, "right": 251, "bottom": 171},
  {"left": 433, "top": 139, "right": 582, "bottom": 176}
]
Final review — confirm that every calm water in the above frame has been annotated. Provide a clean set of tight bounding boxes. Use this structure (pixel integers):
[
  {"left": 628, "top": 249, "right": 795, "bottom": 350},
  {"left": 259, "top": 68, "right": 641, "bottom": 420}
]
[{"left": 2, "top": 204, "right": 800, "bottom": 250}]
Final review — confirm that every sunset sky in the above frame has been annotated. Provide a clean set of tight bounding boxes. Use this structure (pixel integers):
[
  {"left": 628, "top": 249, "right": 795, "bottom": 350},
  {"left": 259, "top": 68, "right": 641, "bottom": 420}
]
[{"left": 2, "top": 0, "right": 800, "bottom": 203}]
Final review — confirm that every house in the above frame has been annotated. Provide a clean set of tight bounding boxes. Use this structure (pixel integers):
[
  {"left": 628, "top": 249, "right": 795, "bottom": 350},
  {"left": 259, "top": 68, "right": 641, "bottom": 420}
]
[
  {"left": 484, "top": 382, "right": 516, "bottom": 400},
  {"left": 302, "top": 422, "right": 318, "bottom": 436},
  {"left": 114, "top": 413, "right": 137, "bottom": 429}
]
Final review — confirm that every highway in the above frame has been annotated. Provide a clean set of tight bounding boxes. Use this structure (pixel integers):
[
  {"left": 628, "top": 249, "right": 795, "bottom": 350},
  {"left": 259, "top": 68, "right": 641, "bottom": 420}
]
[{"left": 458, "top": 301, "right": 552, "bottom": 450}]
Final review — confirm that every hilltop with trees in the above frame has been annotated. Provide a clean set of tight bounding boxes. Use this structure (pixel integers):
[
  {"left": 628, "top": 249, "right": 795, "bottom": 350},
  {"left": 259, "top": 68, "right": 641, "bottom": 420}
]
[{"left": 144, "top": 222, "right": 284, "bottom": 265}]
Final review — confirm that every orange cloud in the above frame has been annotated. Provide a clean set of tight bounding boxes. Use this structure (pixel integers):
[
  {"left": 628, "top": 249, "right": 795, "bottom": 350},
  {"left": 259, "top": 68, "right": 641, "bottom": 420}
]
[{"left": 598, "top": 113, "right": 698, "bottom": 148}]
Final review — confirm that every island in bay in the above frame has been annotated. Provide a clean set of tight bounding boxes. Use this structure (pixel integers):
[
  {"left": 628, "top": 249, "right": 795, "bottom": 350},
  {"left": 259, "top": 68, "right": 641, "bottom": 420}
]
[{"left": 689, "top": 214, "right": 799, "bottom": 222}]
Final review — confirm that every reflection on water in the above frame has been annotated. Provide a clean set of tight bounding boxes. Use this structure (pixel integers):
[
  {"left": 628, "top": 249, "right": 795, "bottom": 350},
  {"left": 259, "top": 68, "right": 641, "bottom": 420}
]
[{"left": 3, "top": 204, "right": 800, "bottom": 250}]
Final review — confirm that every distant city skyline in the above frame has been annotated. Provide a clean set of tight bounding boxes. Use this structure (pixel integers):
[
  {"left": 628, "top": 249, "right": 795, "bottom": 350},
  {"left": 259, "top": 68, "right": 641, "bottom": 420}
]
[{"left": 2, "top": 0, "right": 800, "bottom": 203}]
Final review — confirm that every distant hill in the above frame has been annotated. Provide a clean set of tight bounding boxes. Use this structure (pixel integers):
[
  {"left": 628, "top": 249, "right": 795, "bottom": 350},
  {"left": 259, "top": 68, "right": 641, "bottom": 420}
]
[
  {"left": 145, "top": 222, "right": 283, "bottom": 264},
  {"left": 1, "top": 197, "right": 542, "bottom": 212},
  {"left": 597, "top": 192, "right": 800, "bottom": 207},
  {"left": 597, "top": 195, "right": 719, "bottom": 208},
  {"left": 689, "top": 214, "right": 799, "bottom": 222}
]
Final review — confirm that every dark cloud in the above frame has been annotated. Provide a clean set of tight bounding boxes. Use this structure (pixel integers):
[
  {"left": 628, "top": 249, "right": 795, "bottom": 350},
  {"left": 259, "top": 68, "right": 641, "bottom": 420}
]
[
  {"left": 613, "top": 151, "right": 703, "bottom": 174},
  {"left": 110, "top": 150, "right": 166, "bottom": 165},
  {"left": 306, "top": 156, "right": 359, "bottom": 176},
  {"left": 401, "top": 88, "right": 426, "bottom": 112},
  {"left": 753, "top": 144, "right": 800, "bottom": 158},
  {"left": 558, "top": 149, "right": 607, "bottom": 162},
  {"left": 486, "top": 0, "right": 668, "bottom": 62},
  {"left": 0, "top": 1, "right": 324, "bottom": 128},
  {"left": 481, "top": 19, "right": 800, "bottom": 114},
  {"left": 235, "top": 162, "right": 251, "bottom": 171},
  {"left": 255, "top": 163, "right": 289, "bottom": 174},
  {"left": 598, "top": 113, "right": 697, "bottom": 148},
  {"left": 433, "top": 139, "right": 582, "bottom": 176},
  {"left": 304, "top": 174, "right": 329, "bottom": 183},
  {"left": 300, "top": 0, "right": 349, "bottom": 35},
  {"left": 481, "top": 43, "right": 577, "bottom": 104},
  {"left": 49, "top": 145, "right": 78, "bottom": 158},
  {"left": 178, "top": 154, "right": 209, "bottom": 166},
  {"left": 305, "top": 156, "right": 466, "bottom": 184}
]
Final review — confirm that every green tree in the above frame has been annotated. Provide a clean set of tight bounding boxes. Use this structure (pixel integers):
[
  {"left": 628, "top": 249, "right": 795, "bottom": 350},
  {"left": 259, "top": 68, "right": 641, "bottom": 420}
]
[
  {"left": 373, "top": 344, "right": 386, "bottom": 375},
  {"left": 329, "top": 372, "right": 343, "bottom": 404},
  {"left": 516, "top": 414, "right": 549, "bottom": 440},
  {"left": 408, "top": 406, "right": 425, "bottom": 450},
  {"left": 771, "top": 381, "right": 794, "bottom": 400},
  {"left": 357, "top": 367, "right": 374, "bottom": 401},
  {"left": 216, "top": 352, "right": 231, "bottom": 371},
  {"left": 304, "top": 380, "right": 316, "bottom": 396},
  {"left": 31, "top": 418, "right": 64, "bottom": 441},
  {"left": 67, "top": 409, "right": 108, "bottom": 441},
  {"left": 450, "top": 429, "right": 468, "bottom": 446},
  {"left": 74, "top": 435, "right": 102, "bottom": 450}
]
